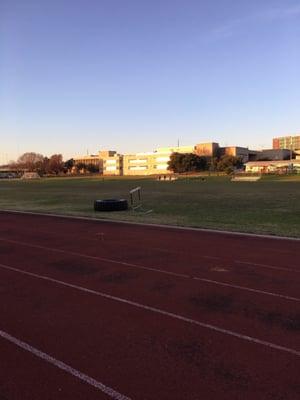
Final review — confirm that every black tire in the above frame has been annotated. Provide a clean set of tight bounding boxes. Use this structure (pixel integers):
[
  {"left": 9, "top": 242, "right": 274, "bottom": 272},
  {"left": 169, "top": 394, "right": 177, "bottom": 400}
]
[{"left": 94, "top": 199, "right": 128, "bottom": 212}]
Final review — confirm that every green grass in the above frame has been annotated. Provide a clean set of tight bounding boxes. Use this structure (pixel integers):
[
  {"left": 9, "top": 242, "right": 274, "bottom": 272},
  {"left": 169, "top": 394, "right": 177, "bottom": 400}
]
[{"left": 0, "top": 174, "right": 300, "bottom": 237}]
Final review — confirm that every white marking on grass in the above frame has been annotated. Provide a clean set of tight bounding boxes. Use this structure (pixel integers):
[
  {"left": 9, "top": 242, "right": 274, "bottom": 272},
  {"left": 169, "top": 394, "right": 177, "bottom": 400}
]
[
  {"left": 0, "top": 329, "right": 131, "bottom": 400},
  {"left": 0, "top": 262, "right": 299, "bottom": 357},
  {"left": 0, "top": 238, "right": 298, "bottom": 302}
]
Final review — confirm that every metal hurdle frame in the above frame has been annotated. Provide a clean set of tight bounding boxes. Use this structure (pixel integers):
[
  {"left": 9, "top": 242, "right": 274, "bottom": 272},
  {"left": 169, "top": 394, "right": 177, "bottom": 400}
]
[
  {"left": 129, "top": 186, "right": 153, "bottom": 214},
  {"left": 130, "top": 186, "right": 142, "bottom": 210}
]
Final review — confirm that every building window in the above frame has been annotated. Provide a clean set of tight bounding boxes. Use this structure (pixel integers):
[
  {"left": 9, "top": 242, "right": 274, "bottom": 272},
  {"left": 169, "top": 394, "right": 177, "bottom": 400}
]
[
  {"left": 129, "top": 159, "right": 147, "bottom": 164},
  {"left": 155, "top": 157, "right": 170, "bottom": 162},
  {"left": 129, "top": 166, "right": 148, "bottom": 170},
  {"left": 155, "top": 164, "right": 168, "bottom": 170}
]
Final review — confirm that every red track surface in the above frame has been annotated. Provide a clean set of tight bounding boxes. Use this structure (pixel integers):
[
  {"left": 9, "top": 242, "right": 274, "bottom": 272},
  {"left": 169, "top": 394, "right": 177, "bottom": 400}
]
[{"left": 0, "top": 211, "right": 299, "bottom": 399}]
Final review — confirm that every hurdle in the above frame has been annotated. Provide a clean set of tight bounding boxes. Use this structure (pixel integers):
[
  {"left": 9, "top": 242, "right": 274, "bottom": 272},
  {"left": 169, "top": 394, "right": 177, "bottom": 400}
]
[
  {"left": 130, "top": 186, "right": 142, "bottom": 210},
  {"left": 129, "top": 186, "right": 153, "bottom": 214}
]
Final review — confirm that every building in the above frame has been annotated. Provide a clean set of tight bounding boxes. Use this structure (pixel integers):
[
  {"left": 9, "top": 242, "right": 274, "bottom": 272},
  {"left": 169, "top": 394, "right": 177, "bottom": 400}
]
[
  {"left": 245, "top": 160, "right": 300, "bottom": 174},
  {"left": 123, "top": 145, "right": 194, "bottom": 176},
  {"left": 123, "top": 152, "right": 164, "bottom": 176},
  {"left": 156, "top": 145, "right": 195, "bottom": 154},
  {"left": 273, "top": 135, "right": 300, "bottom": 151},
  {"left": 256, "top": 149, "right": 291, "bottom": 161},
  {"left": 295, "top": 150, "right": 300, "bottom": 160},
  {"left": 195, "top": 142, "right": 219, "bottom": 157},
  {"left": 73, "top": 151, "right": 122, "bottom": 174},
  {"left": 73, "top": 141, "right": 261, "bottom": 176},
  {"left": 218, "top": 146, "right": 258, "bottom": 163},
  {"left": 73, "top": 154, "right": 101, "bottom": 171},
  {"left": 100, "top": 151, "right": 123, "bottom": 176}
]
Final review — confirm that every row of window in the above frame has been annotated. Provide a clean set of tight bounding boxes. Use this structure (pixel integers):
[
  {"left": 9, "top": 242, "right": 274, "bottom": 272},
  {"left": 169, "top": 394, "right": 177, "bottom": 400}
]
[
  {"left": 128, "top": 164, "right": 169, "bottom": 171},
  {"left": 128, "top": 157, "right": 170, "bottom": 165}
]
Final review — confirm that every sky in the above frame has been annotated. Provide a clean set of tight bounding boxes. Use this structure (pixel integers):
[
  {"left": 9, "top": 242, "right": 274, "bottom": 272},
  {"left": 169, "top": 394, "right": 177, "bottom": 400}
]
[{"left": 1, "top": 0, "right": 300, "bottom": 163}]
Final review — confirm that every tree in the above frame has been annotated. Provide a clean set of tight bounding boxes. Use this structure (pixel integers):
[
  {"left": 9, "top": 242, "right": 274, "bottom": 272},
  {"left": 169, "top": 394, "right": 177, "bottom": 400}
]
[
  {"left": 75, "top": 162, "right": 86, "bottom": 172},
  {"left": 48, "top": 154, "right": 64, "bottom": 174},
  {"left": 215, "top": 155, "right": 243, "bottom": 174},
  {"left": 35, "top": 157, "right": 50, "bottom": 175},
  {"left": 86, "top": 163, "right": 99, "bottom": 173},
  {"left": 17, "top": 152, "right": 44, "bottom": 171},
  {"left": 64, "top": 158, "right": 75, "bottom": 172},
  {"left": 168, "top": 153, "right": 207, "bottom": 173}
]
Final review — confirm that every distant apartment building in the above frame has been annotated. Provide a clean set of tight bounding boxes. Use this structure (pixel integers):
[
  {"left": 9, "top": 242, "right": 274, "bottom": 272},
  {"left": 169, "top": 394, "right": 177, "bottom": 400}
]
[{"left": 273, "top": 135, "right": 300, "bottom": 151}]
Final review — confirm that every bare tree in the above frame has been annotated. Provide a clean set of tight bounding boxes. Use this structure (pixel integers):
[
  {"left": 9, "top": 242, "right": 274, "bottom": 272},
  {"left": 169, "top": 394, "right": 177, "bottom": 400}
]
[
  {"left": 48, "top": 154, "right": 64, "bottom": 175},
  {"left": 17, "top": 152, "right": 44, "bottom": 171}
]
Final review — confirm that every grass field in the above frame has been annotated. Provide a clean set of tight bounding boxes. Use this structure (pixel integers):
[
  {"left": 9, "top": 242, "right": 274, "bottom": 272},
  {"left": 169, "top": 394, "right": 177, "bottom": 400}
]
[{"left": 0, "top": 174, "right": 299, "bottom": 237}]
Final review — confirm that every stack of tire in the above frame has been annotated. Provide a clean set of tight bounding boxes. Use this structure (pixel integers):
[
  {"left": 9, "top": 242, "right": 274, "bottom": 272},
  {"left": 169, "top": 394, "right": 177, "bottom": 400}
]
[{"left": 94, "top": 199, "right": 128, "bottom": 212}]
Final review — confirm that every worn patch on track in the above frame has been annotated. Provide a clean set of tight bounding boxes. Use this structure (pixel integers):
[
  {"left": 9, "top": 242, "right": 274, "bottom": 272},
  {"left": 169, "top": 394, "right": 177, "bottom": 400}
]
[
  {"left": 190, "top": 294, "right": 234, "bottom": 313},
  {"left": 99, "top": 270, "right": 138, "bottom": 284},
  {"left": 48, "top": 259, "right": 99, "bottom": 275}
]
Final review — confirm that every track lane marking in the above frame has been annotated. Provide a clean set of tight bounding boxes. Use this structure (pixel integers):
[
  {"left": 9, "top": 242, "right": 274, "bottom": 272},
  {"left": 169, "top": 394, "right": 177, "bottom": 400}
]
[
  {"left": 192, "top": 277, "right": 300, "bottom": 302},
  {"left": 1, "top": 237, "right": 300, "bottom": 275},
  {"left": 0, "top": 329, "right": 131, "bottom": 400},
  {"left": 235, "top": 260, "right": 300, "bottom": 273},
  {"left": 0, "top": 262, "right": 299, "bottom": 357},
  {"left": 0, "top": 237, "right": 299, "bottom": 302},
  {"left": 2, "top": 208, "right": 300, "bottom": 241}
]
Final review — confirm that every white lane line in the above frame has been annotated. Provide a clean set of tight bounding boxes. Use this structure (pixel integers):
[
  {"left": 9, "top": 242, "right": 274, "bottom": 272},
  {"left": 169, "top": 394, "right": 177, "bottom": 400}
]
[
  {"left": 150, "top": 247, "right": 220, "bottom": 260},
  {"left": 193, "top": 277, "right": 300, "bottom": 303},
  {"left": 0, "top": 262, "right": 299, "bottom": 358},
  {"left": 0, "top": 237, "right": 298, "bottom": 302},
  {"left": 0, "top": 329, "right": 131, "bottom": 400},
  {"left": 2, "top": 208, "right": 300, "bottom": 241},
  {"left": 0, "top": 237, "right": 189, "bottom": 279},
  {"left": 235, "top": 260, "right": 300, "bottom": 273}
]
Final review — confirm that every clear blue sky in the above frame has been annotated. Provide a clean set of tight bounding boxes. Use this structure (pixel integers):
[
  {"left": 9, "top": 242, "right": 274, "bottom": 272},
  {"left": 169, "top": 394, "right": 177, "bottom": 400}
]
[{"left": 1, "top": 0, "right": 300, "bottom": 162}]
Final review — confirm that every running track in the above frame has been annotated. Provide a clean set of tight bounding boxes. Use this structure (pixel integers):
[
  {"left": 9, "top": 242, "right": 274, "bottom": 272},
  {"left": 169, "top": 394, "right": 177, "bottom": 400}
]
[{"left": 0, "top": 211, "right": 299, "bottom": 399}]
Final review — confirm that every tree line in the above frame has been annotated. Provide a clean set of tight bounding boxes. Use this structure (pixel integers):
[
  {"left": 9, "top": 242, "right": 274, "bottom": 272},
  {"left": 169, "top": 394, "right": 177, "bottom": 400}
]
[
  {"left": 167, "top": 153, "right": 243, "bottom": 174},
  {"left": 8, "top": 152, "right": 76, "bottom": 175}
]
